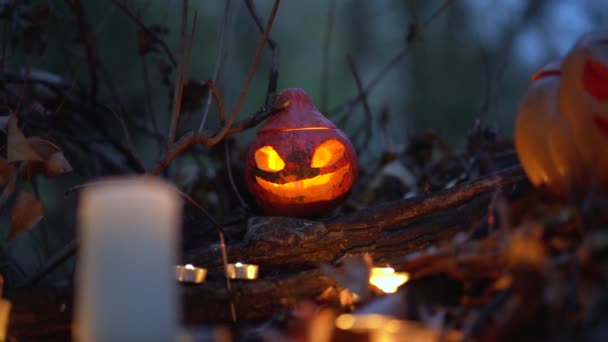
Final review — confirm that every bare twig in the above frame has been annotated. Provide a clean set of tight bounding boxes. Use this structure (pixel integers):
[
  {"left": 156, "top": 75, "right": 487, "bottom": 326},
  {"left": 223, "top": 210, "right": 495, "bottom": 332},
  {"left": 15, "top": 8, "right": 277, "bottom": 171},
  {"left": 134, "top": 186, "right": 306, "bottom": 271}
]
[
  {"left": 224, "top": 141, "right": 248, "bottom": 209},
  {"left": 330, "top": 0, "right": 457, "bottom": 116},
  {"left": 218, "top": 230, "right": 237, "bottom": 322},
  {"left": 244, "top": 0, "right": 280, "bottom": 107},
  {"left": 320, "top": 0, "right": 336, "bottom": 112},
  {"left": 105, "top": 104, "right": 147, "bottom": 171},
  {"left": 150, "top": 103, "right": 282, "bottom": 176},
  {"left": 111, "top": 0, "right": 178, "bottom": 67},
  {"left": 198, "top": 0, "right": 232, "bottom": 134},
  {"left": 346, "top": 54, "right": 373, "bottom": 154},
  {"left": 152, "top": 0, "right": 281, "bottom": 175},
  {"left": 421, "top": 0, "right": 457, "bottom": 28},
  {"left": 167, "top": 0, "right": 192, "bottom": 148},
  {"left": 21, "top": 239, "right": 78, "bottom": 287},
  {"left": 67, "top": 0, "right": 99, "bottom": 105},
  {"left": 142, "top": 56, "right": 161, "bottom": 145}
]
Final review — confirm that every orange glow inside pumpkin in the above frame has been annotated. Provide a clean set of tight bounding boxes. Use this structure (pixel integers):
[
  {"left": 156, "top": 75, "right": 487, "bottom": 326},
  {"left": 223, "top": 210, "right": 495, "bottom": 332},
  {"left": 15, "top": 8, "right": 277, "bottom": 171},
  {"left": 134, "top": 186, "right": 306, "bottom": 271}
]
[
  {"left": 255, "top": 165, "right": 350, "bottom": 202},
  {"left": 311, "top": 139, "right": 345, "bottom": 168},
  {"left": 275, "top": 127, "right": 330, "bottom": 132},
  {"left": 253, "top": 138, "right": 352, "bottom": 203},
  {"left": 255, "top": 146, "right": 285, "bottom": 172}
]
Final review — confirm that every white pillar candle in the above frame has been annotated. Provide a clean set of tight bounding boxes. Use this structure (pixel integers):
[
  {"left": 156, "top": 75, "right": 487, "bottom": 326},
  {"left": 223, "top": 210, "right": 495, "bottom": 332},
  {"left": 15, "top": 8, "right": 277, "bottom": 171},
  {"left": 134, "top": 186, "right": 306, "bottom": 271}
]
[{"left": 74, "top": 176, "right": 182, "bottom": 342}]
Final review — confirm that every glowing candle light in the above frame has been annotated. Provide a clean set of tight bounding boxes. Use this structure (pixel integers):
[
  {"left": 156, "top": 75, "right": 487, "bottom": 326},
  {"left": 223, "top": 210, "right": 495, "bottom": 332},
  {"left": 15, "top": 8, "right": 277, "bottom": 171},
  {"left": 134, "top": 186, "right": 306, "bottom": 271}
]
[
  {"left": 226, "top": 262, "right": 259, "bottom": 280},
  {"left": 175, "top": 264, "right": 207, "bottom": 284},
  {"left": 369, "top": 267, "right": 409, "bottom": 294},
  {"left": 74, "top": 176, "right": 182, "bottom": 341}
]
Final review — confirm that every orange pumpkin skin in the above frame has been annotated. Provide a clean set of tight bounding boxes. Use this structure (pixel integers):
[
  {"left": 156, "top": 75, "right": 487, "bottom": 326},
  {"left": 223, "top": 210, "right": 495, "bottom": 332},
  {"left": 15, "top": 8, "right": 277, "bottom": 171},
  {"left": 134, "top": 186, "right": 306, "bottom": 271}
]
[
  {"left": 559, "top": 31, "right": 608, "bottom": 190},
  {"left": 245, "top": 88, "right": 358, "bottom": 217},
  {"left": 514, "top": 61, "right": 587, "bottom": 198}
]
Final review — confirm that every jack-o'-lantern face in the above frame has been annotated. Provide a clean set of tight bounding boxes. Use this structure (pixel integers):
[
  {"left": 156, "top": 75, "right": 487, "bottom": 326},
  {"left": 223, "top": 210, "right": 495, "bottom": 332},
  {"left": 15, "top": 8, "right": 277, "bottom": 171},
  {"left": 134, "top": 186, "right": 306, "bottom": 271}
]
[{"left": 245, "top": 89, "right": 358, "bottom": 217}]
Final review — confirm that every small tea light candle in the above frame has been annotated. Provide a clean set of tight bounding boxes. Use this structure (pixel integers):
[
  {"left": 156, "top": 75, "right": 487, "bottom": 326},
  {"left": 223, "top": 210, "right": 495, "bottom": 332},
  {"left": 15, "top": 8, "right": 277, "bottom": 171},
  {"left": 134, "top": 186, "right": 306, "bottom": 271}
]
[
  {"left": 74, "top": 176, "right": 182, "bottom": 342},
  {"left": 369, "top": 267, "right": 409, "bottom": 294},
  {"left": 226, "top": 262, "right": 259, "bottom": 280},
  {"left": 175, "top": 264, "right": 207, "bottom": 284}
]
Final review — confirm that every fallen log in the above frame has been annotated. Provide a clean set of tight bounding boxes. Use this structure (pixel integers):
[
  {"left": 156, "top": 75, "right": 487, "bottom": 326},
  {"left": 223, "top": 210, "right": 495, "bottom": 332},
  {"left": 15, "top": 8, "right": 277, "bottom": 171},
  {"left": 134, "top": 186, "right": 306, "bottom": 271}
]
[
  {"left": 6, "top": 166, "right": 530, "bottom": 339},
  {"left": 187, "top": 166, "right": 529, "bottom": 270}
]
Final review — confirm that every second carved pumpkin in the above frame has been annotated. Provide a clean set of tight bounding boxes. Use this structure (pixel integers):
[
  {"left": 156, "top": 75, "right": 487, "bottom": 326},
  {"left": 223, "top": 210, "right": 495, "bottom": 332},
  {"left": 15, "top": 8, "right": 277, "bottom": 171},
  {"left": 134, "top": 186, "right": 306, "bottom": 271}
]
[{"left": 514, "top": 61, "right": 586, "bottom": 198}]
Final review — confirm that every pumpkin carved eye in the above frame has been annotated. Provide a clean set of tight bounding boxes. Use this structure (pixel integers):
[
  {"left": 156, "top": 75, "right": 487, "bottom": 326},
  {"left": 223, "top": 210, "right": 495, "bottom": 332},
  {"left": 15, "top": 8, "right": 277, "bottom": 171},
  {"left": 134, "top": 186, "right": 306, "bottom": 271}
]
[
  {"left": 255, "top": 146, "right": 285, "bottom": 172},
  {"left": 311, "top": 139, "right": 345, "bottom": 168}
]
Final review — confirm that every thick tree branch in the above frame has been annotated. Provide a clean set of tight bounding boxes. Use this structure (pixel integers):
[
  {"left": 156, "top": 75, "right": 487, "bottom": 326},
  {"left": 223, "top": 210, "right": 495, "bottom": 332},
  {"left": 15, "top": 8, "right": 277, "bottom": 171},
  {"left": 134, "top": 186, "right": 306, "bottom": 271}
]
[{"left": 187, "top": 166, "right": 528, "bottom": 269}]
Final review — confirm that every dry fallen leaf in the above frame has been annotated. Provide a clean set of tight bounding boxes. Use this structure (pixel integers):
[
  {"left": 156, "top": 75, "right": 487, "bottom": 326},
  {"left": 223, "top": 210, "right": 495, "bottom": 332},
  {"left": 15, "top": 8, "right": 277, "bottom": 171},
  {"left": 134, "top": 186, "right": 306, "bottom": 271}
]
[
  {"left": 9, "top": 191, "right": 44, "bottom": 241},
  {"left": 320, "top": 254, "right": 372, "bottom": 300},
  {"left": 7, "top": 114, "right": 43, "bottom": 163},
  {"left": 45, "top": 151, "right": 73, "bottom": 176},
  {"left": 15, "top": 137, "right": 72, "bottom": 178}
]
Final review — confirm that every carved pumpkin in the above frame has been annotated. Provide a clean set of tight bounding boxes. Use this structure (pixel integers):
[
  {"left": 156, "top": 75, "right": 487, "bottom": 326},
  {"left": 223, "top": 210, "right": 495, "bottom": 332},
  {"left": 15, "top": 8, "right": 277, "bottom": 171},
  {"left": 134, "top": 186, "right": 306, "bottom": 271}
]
[
  {"left": 245, "top": 88, "right": 358, "bottom": 217},
  {"left": 559, "top": 31, "right": 608, "bottom": 190},
  {"left": 515, "top": 61, "right": 587, "bottom": 198}
]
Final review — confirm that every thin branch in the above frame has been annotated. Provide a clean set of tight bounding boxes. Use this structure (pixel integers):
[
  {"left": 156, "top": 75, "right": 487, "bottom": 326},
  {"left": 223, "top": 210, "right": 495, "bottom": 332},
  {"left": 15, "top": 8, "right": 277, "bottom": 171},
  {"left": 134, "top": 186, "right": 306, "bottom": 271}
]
[
  {"left": 346, "top": 54, "right": 373, "bottom": 155},
  {"left": 150, "top": 103, "right": 283, "bottom": 176},
  {"left": 152, "top": 0, "right": 281, "bottom": 175},
  {"left": 320, "top": 0, "right": 336, "bottom": 112},
  {"left": 218, "top": 230, "right": 237, "bottom": 322},
  {"left": 167, "top": 0, "right": 192, "bottom": 148},
  {"left": 206, "top": 80, "right": 227, "bottom": 124},
  {"left": 329, "top": 0, "right": 457, "bottom": 116},
  {"left": 244, "top": 0, "right": 280, "bottom": 107},
  {"left": 224, "top": 141, "right": 248, "bottom": 209},
  {"left": 197, "top": 0, "right": 231, "bottom": 134},
  {"left": 421, "top": 0, "right": 457, "bottom": 28},
  {"left": 67, "top": 0, "right": 99, "bottom": 105},
  {"left": 330, "top": 48, "right": 409, "bottom": 116},
  {"left": 111, "top": 0, "right": 178, "bottom": 67},
  {"left": 21, "top": 239, "right": 78, "bottom": 287},
  {"left": 142, "top": 56, "right": 161, "bottom": 146}
]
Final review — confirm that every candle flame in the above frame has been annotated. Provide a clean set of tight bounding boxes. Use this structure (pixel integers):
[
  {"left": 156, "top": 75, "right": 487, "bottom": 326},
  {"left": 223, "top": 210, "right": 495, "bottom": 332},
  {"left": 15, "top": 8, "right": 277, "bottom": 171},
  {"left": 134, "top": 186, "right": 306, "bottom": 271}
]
[
  {"left": 369, "top": 267, "right": 409, "bottom": 294},
  {"left": 185, "top": 264, "right": 195, "bottom": 270},
  {"left": 235, "top": 262, "right": 243, "bottom": 267},
  {"left": 246, "top": 265, "right": 258, "bottom": 279}
]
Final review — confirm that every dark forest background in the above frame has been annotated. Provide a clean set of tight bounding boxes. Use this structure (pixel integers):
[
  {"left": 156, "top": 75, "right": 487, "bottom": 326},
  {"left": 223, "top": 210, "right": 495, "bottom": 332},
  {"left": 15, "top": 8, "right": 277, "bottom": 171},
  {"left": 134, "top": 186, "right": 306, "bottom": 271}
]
[{"left": 0, "top": 0, "right": 606, "bottom": 287}]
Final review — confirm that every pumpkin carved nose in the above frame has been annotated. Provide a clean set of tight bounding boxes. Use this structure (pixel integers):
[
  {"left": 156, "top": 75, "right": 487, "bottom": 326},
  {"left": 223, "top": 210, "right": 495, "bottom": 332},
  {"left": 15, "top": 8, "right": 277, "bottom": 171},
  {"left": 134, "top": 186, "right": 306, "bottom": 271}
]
[{"left": 283, "top": 161, "right": 319, "bottom": 180}]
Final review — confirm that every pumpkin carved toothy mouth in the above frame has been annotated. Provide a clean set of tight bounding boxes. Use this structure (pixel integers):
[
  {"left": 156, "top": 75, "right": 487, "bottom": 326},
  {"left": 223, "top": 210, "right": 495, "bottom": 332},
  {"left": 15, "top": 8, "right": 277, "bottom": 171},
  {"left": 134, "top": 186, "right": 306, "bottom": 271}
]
[{"left": 255, "top": 165, "right": 350, "bottom": 202}]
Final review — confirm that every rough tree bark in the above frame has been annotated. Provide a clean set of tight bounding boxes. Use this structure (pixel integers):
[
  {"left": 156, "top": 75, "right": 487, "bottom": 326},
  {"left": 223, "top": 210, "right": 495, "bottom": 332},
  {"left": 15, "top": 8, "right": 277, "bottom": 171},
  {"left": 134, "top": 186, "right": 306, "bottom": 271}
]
[{"left": 6, "top": 166, "right": 529, "bottom": 340}]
